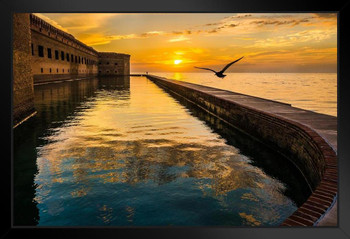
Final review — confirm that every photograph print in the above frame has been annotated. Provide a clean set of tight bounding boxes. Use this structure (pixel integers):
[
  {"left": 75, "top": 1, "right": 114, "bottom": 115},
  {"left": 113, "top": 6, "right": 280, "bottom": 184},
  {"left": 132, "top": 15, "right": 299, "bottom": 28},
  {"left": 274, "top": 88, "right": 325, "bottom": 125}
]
[{"left": 13, "top": 12, "right": 337, "bottom": 227}]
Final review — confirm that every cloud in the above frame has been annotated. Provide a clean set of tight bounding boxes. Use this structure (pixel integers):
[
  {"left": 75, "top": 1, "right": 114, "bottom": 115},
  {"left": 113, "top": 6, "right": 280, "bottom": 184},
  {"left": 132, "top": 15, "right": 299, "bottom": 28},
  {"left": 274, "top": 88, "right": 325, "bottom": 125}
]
[
  {"left": 85, "top": 30, "right": 192, "bottom": 46},
  {"left": 33, "top": 13, "right": 69, "bottom": 32},
  {"left": 168, "top": 35, "right": 190, "bottom": 42},
  {"left": 234, "top": 14, "right": 252, "bottom": 18},
  {"left": 140, "top": 31, "right": 165, "bottom": 37},
  {"left": 250, "top": 18, "right": 310, "bottom": 26},
  {"left": 201, "top": 14, "right": 322, "bottom": 36},
  {"left": 226, "top": 23, "right": 239, "bottom": 28},
  {"left": 205, "top": 22, "right": 220, "bottom": 26},
  {"left": 172, "top": 30, "right": 192, "bottom": 35},
  {"left": 49, "top": 13, "right": 117, "bottom": 32},
  {"left": 79, "top": 33, "right": 138, "bottom": 46},
  {"left": 312, "top": 13, "right": 337, "bottom": 19},
  {"left": 204, "top": 23, "right": 239, "bottom": 34},
  {"left": 248, "top": 28, "right": 336, "bottom": 48}
]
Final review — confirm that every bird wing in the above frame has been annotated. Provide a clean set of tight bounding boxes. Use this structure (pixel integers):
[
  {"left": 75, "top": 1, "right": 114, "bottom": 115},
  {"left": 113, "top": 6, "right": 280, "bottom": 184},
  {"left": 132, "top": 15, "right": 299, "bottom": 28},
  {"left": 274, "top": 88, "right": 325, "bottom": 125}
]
[
  {"left": 194, "top": 66, "right": 217, "bottom": 73},
  {"left": 219, "top": 56, "right": 244, "bottom": 73}
]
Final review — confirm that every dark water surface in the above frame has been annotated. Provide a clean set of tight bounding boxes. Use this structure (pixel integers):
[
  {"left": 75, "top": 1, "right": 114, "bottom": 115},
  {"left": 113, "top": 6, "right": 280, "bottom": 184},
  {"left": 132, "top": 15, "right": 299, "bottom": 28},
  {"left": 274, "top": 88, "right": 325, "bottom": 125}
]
[{"left": 14, "top": 76, "right": 311, "bottom": 226}]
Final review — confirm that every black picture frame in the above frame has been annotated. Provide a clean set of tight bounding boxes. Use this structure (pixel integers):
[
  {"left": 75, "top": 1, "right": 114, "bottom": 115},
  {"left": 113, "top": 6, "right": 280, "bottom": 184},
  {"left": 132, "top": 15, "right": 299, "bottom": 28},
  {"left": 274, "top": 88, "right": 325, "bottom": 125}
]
[{"left": 2, "top": 0, "right": 350, "bottom": 238}]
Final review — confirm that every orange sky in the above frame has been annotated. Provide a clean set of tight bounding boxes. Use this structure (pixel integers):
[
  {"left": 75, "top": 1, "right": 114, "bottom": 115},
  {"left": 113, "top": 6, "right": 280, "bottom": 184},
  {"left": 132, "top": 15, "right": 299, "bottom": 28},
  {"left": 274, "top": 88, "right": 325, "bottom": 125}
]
[{"left": 36, "top": 13, "right": 337, "bottom": 73}]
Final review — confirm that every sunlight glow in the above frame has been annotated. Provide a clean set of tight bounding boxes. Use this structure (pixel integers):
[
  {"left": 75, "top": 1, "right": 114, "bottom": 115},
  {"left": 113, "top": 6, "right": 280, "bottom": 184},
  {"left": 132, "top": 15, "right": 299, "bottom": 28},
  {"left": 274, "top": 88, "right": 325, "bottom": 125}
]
[{"left": 174, "top": 60, "right": 182, "bottom": 65}]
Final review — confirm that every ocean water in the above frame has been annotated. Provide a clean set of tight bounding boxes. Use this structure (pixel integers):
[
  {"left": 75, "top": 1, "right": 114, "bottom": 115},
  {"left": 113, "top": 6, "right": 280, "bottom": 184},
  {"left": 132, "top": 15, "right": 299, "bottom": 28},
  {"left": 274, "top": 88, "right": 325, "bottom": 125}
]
[
  {"left": 149, "top": 72, "right": 337, "bottom": 117},
  {"left": 13, "top": 76, "right": 310, "bottom": 226}
]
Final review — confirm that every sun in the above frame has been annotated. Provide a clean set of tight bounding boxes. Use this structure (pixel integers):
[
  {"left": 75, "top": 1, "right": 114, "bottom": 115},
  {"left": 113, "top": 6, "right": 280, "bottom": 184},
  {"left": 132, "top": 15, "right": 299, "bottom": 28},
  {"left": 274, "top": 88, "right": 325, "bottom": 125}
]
[{"left": 174, "top": 59, "right": 182, "bottom": 65}]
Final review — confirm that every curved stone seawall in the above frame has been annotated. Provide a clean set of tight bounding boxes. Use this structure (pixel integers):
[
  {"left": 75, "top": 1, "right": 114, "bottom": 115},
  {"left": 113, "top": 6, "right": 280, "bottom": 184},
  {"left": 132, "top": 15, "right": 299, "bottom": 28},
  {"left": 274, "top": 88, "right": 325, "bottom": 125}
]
[{"left": 146, "top": 75, "right": 337, "bottom": 226}]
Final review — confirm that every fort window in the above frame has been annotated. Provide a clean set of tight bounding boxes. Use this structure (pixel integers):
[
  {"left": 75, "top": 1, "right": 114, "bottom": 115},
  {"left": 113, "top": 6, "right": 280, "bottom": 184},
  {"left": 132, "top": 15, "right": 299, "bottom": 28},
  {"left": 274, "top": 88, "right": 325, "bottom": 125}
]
[
  {"left": 71, "top": 54, "right": 73, "bottom": 62},
  {"left": 115, "top": 63, "right": 118, "bottom": 65},
  {"left": 61, "top": 51, "right": 65, "bottom": 61},
  {"left": 66, "top": 53, "right": 69, "bottom": 62},
  {"left": 47, "top": 48, "right": 52, "bottom": 59},
  {"left": 31, "top": 44, "right": 34, "bottom": 56},
  {"left": 38, "top": 45, "right": 44, "bottom": 57},
  {"left": 107, "top": 62, "right": 109, "bottom": 65},
  {"left": 40, "top": 68, "right": 43, "bottom": 73},
  {"left": 79, "top": 57, "right": 81, "bottom": 64},
  {"left": 55, "top": 50, "right": 59, "bottom": 60},
  {"left": 56, "top": 68, "right": 58, "bottom": 73},
  {"left": 50, "top": 68, "right": 52, "bottom": 73},
  {"left": 75, "top": 56, "right": 77, "bottom": 63},
  {"left": 63, "top": 69, "right": 64, "bottom": 73}
]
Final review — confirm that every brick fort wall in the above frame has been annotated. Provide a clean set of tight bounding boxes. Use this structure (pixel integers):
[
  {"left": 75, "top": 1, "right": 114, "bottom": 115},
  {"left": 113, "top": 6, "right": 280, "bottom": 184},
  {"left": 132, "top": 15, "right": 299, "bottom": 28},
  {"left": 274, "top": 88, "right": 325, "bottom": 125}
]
[
  {"left": 13, "top": 13, "right": 36, "bottom": 126},
  {"left": 30, "top": 14, "right": 99, "bottom": 84},
  {"left": 98, "top": 52, "right": 130, "bottom": 76}
]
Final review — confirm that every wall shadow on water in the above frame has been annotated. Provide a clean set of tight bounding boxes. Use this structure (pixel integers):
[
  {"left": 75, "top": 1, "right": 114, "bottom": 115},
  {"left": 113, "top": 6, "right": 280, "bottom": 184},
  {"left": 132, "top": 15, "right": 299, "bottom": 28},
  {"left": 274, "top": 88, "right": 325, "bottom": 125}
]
[
  {"left": 158, "top": 86, "right": 312, "bottom": 208},
  {"left": 13, "top": 76, "right": 130, "bottom": 226}
]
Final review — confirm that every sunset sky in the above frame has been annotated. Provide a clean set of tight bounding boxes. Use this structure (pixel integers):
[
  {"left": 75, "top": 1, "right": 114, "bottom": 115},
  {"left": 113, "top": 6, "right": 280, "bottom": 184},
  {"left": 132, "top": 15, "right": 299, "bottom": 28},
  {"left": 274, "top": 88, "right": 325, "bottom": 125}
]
[{"left": 35, "top": 13, "right": 337, "bottom": 73}]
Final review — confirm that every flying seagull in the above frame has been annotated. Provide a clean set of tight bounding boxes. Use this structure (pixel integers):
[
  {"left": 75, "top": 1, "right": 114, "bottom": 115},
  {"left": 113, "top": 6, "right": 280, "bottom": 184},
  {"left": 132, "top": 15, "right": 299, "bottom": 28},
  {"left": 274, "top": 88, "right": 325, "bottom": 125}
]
[{"left": 194, "top": 56, "right": 244, "bottom": 78}]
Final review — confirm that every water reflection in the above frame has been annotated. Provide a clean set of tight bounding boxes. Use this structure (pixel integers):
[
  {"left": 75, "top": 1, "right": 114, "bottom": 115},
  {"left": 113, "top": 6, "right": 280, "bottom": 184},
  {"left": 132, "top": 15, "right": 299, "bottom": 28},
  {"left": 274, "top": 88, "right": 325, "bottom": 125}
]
[
  {"left": 162, "top": 88, "right": 311, "bottom": 206},
  {"left": 14, "top": 76, "right": 310, "bottom": 226},
  {"left": 13, "top": 77, "right": 101, "bottom": 225}
]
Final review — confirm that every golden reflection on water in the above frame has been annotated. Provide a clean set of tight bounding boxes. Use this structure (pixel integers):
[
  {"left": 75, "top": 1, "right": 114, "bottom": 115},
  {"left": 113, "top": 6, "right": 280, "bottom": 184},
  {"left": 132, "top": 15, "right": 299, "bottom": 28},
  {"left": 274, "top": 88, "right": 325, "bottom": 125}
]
[
  {"left": 33, "top": 76, "right": 296, "bottom": 225},
  {"left": 239, "top": 212, "right": 261, "bottom": 226}
]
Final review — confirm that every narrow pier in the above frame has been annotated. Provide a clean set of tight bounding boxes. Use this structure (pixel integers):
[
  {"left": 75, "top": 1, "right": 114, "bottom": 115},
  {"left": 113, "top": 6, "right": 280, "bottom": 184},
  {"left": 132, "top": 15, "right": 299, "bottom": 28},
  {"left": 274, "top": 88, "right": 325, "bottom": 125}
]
[{"left": 146, "top": 74, "right": 337, "bottom": 226}]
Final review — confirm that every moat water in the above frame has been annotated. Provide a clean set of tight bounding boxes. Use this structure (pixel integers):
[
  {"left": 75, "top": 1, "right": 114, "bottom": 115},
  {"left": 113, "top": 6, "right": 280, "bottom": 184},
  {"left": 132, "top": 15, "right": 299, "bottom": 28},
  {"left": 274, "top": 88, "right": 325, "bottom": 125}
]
[{"left": 14, "top": 76, "right": 311, "bottom": 226}]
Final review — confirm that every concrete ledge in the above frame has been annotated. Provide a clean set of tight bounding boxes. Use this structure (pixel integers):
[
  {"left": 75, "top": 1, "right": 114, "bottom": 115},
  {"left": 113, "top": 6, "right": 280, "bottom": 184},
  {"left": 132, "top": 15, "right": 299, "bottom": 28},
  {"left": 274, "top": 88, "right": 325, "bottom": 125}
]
[{"left": 146, "top": 75, "right": 337, "bottom": 226}]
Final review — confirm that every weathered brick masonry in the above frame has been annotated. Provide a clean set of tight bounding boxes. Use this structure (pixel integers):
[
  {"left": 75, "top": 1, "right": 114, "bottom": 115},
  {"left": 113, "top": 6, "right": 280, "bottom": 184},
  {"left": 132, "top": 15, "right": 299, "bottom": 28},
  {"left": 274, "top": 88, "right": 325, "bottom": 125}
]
[
  {"left": 98, "top": 52, "right": 130, "bottom": 76},
  {"left": 13, "top": 13, "right": 36, "bottom": 126},
  {"left": 147, "top": 75, "right": 337, "bottom": 226}
]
